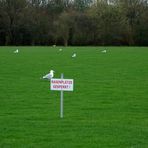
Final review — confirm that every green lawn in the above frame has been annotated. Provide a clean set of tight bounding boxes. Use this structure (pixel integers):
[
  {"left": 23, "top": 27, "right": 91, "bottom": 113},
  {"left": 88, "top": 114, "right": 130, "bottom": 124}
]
[{"left": 0, "top": 46, "right": 148, "bottom": 148}]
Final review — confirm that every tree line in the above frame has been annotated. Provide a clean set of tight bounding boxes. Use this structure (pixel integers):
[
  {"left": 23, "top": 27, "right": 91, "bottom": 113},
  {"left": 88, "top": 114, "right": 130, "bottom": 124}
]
[{"left": 0, "top": 0, "right": 148, "bottom": 46}]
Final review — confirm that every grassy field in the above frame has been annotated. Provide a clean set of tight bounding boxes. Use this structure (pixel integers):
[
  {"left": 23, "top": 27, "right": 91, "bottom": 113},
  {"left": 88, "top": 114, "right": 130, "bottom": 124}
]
[{"left": 0, "top": 46, "right": 148, "bottom": 148}]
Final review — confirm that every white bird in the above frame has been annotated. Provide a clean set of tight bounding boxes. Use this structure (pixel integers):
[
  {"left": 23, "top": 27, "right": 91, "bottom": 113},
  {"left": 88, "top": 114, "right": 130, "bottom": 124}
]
[
  {"left": 59, "top": 48, "right": 62, "bottom": 51},
  {"left": 72, "top": 53, "right": 76, "bottom": 58},
  {"left": 42, "top": 70, "right": 55, "bottom": 80},
  {"left": 14, "top": 49, "right": 19, "bottom": 53},
  {"left": 101, "top": 49, "right": 107, "bottom": 53}
]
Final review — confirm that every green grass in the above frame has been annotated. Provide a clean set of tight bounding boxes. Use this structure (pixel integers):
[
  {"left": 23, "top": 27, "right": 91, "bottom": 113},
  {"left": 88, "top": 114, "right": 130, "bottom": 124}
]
[{"left": 0, "top": 46, "right": 148, "bottom": 148}]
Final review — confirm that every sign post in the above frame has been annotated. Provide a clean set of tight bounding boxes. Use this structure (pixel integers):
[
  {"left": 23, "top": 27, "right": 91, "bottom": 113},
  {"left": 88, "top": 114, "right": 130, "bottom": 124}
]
[
  {"left": 60, "top": 73, "right": 64, "bottom": 118},
  {"left": 50, "top": 74, "right": 74, "bottom": 118}
]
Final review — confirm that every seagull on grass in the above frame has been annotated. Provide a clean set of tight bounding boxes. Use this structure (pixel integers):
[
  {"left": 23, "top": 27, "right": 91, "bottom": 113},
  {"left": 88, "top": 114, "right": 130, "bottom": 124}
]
[
  {"left": 101, "top": 49, "right": 107, "bottom": 53},
  {"left": 14, "top": 49, "right": 19, "bottom": 53},
  {"left": 72, "top": 53, "right": 76, "bottom": 58},
  {"left": 42, "top": 70, "right": 55, "bottom": 80}
]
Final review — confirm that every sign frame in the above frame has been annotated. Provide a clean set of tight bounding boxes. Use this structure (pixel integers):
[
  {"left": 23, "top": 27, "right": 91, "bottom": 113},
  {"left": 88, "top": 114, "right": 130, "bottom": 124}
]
[
  {"left": 50, "top": 78, "right": 74, "bottom": 91},
  {"left": 50, "top": 73, "right": 74, "bottom": 118}
]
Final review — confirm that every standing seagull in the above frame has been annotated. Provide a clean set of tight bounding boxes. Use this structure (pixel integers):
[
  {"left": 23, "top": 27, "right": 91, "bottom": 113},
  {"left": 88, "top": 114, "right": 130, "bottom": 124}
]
[
  {"left": 42, "top": 70, "right": 55, "bottom": 80},
  {"left": 14, "top": 49, "right": 19, "bottom": 53},
  {"left": 101, "top": 49, "right": 107, "bottom": 53},
  {"left": 72, "top": 53, "right": 76, "bottom": 58}
]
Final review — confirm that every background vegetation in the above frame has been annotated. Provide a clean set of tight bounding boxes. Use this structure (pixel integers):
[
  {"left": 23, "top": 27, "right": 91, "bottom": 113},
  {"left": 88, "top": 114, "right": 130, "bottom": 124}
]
[{"left": 0, "top": 0, "right": 148, "bottom": 46}]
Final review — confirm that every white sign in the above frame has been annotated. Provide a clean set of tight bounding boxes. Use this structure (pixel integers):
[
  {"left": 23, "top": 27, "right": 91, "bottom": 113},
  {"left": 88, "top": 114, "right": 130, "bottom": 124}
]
[{"left": 50, "top": 78, "right": 74, "bottom": 91}]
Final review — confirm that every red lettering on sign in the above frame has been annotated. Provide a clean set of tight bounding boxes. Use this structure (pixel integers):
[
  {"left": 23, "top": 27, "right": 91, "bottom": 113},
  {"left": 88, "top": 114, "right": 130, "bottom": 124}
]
[
  {"left": 52, "top": 80, "right": 73, "bottom": 85},
  {"left": 53, "top": 85, "right": 69, "bottom": 89}
]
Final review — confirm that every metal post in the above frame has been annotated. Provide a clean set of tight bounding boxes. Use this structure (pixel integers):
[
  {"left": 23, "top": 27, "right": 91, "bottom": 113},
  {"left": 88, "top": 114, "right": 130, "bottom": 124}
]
[{"left": 60, "top": 73, "right": 64, "bottom": 118}]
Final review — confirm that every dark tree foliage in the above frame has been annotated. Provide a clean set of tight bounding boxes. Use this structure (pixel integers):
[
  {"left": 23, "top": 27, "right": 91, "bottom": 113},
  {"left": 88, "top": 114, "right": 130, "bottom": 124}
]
[{"left": 0, "top": 0, "right": 148, "bottom": 46}]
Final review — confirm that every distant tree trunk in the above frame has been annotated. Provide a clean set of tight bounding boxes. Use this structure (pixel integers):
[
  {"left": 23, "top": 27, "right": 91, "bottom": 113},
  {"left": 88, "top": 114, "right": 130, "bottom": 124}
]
[
  {"left": 5, "top": 35, "right": 10, "bottom": 45},
  {"left": 128, "top": 35, "right": 135, "bottom": 45},
  {"left": 127, "top": 26, "right": 135, "bottom": 45},
  {"left": 31, "top": 40, "right": 35, "bottom": 45},
  {"left": 64, "top": 38, "right": 68, "bottom": 46}
]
